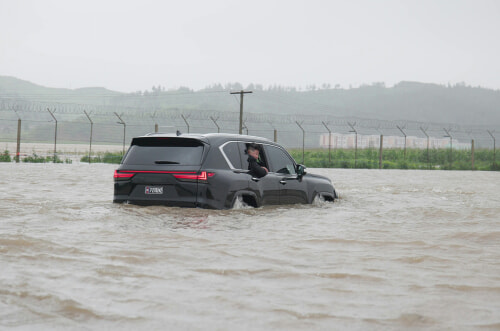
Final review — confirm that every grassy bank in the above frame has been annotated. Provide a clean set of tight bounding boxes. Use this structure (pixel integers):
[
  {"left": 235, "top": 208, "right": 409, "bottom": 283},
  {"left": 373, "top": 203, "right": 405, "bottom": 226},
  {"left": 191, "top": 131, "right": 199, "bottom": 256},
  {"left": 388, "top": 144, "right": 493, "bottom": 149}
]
[
  {"left": 79, "top": 148, "right": 498, "bottom": 171},
  {"left": 289, "top": 148, "right": 499, "bottom": 171},
  {"left": 4, "top": 147, "right": 497, "bottom": 171}
]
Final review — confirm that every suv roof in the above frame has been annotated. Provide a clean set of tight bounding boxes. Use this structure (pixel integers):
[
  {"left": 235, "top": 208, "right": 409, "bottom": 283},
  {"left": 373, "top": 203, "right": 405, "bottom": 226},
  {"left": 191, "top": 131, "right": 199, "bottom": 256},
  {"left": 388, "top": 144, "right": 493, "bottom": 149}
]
[{"left": 141, "top": 132, "right": 272, "bottom": 145}]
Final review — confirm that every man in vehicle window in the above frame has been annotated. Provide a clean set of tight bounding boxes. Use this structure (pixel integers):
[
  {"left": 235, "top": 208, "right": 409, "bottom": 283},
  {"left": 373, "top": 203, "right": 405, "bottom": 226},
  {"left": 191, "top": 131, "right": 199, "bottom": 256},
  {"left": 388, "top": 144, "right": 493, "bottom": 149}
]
[{"left": 247, "top": 144, "right": 268, "bottom": 178}]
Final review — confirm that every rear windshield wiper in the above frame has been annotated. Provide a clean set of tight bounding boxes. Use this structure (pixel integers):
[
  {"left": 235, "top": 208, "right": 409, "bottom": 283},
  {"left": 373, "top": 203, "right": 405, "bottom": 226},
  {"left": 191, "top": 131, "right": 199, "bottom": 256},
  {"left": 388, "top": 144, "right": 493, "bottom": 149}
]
[{"left": 154, "top": 160, "right": 180, "bottom": 164}]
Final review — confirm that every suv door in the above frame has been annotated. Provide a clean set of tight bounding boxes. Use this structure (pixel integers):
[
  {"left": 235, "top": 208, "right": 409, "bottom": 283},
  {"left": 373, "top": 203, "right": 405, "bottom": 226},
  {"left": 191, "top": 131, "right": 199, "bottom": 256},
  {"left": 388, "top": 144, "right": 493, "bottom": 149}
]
[
  {"left": 239, "top": 142, "right": 280, "bottom": 205},
  {"left": 264, "top": 145, "right": 308, "bottom": 204}
]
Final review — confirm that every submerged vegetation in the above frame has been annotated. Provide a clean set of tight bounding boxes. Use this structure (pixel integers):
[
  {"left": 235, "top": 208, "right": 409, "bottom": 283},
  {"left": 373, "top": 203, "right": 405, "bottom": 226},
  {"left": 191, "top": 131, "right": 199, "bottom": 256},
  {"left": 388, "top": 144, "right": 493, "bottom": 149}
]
[
  {"left": 80, "top": 152, "right": 123, "bottom": 164},
  {"left": 22, "top": 152, "right": 72, "bottom": 163},
  {"left": 0, "top": 150, "right": 72, "bottom": 163},
  {"left": 0, "top": 150, "right": 11, "bottom": 162}
]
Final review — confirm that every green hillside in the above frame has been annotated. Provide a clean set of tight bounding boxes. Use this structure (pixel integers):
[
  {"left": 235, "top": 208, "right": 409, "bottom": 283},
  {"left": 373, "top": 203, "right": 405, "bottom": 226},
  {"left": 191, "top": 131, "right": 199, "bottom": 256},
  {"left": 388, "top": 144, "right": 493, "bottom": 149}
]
[
  {"left": 0, "top": 76, "right": 121, "bottom": 105},
  {"left": 1, "top": 76, "right": 500, "bottom": 126}
]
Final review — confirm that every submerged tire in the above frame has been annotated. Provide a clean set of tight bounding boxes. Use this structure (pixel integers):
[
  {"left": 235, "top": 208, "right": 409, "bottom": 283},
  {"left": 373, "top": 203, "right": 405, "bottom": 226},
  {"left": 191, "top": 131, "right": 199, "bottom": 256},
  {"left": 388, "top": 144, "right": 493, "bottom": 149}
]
[
  {"left": 232, "top": 196, "right": 247, "bottom": 209},
  {"left": 232, "top": 194, "right": 257, "bottom": 209},
  {"left": 313, "top": 193, "right": 334, "bottom": 206}
]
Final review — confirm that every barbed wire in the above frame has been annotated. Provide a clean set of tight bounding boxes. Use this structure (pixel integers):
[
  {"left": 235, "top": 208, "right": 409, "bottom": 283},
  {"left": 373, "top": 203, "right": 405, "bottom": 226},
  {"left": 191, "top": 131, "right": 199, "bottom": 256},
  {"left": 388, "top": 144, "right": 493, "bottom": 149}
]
[{"left": 0, "top": 99, "right": 498, "bottom": 149}]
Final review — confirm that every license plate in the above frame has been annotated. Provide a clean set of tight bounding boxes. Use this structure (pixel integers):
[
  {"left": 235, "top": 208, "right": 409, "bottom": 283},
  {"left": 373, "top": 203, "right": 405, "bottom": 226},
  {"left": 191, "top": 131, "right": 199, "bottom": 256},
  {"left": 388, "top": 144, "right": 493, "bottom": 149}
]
[{"left": 145, "top": 186, "right": 163, "bottom": 195}]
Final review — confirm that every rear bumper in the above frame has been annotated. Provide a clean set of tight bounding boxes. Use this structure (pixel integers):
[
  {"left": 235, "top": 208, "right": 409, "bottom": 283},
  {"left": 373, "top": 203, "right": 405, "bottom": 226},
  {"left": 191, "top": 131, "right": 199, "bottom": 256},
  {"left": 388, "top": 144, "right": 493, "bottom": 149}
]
[
  {"left": 112, "top": 196, "right": 225, "bottom": 209},
  {"left": 113, "top": 195, "right": 198, "bottom": 207},
  {"left": 113, "top": 179, "right": 200, "bottom": 207},
  {"left": 113, "top": 186, "right": 228, "bottom": 209}
]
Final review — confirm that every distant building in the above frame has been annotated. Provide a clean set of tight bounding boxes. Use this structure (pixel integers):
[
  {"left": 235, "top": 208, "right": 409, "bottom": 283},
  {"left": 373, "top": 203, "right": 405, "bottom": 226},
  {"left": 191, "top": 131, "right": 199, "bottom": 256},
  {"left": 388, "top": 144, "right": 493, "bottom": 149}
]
[{"left": 319, "top": 133, "right": 470, "bottom": 149}]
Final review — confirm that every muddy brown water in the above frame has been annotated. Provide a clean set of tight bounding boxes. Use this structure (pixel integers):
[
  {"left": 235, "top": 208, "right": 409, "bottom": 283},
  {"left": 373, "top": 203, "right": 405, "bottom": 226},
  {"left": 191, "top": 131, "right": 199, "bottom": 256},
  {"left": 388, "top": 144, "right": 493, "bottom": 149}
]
[{"left": 1, "top": 163, "right": 499, "bottom": 330}]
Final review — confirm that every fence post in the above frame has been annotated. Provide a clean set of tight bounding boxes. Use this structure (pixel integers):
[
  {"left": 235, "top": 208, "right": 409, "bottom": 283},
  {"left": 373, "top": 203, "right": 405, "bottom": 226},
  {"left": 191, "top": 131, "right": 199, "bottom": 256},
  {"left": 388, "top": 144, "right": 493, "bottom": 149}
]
[
  {"left": 15, "top": 118, "right": 21, "bottom": 163},
  {"left": 10, "top": 107, "right": 22, "bottom": 163},
  {"left": 471, "top": 139, "right": 475, "bottom": 170},
  {"left": 84, "top": 111, "right": 93, "bottom": 164},
  {"left": 420, "top": 127, "right": 430, "bottom": 169},
  {"left": 181, "top": 114, "right": 190, "bottom": 133},
  {"left": 397, "top": 125, "right": 407, "bottom": 160},
  {"left": 379, "top": 134, "right": 383, "bottom": 169},
  {"left": 47, "top": 108, "right": 58, "bottom": 163},
  {"left": 348, "top": 122, "right": 357, "bottom": 168},
  {"left": 242, "top": 121, "right": 249, "bottom": 135},
  {"left": 322, "top": 121, "right": 332, "bottom": 166},
  {"left": 210, "top": 116, "right": 220, "bottom": 133},
  {"left": 268, "top": 122, "right": 277, "bottom": 142},
  {"left": 443, "top": 128, "right": 453, "bottom": 169},
  {"left": 150, "top": 111, "right": 158, "bottom": 133},
  {"left": 296, "top": 121, "right": 305, "bottom": 164},
  {"left": 114, "top": 112, "right": 126, "bottom": 155},
  {"left": 487, "top": 130, "right": 496, "bottom": 169}
]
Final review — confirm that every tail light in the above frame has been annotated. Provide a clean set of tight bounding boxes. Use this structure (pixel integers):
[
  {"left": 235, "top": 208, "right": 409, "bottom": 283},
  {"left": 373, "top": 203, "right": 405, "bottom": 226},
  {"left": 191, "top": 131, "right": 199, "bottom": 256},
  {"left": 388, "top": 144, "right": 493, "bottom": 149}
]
[
  {"left": 114, "top": 170, "right": 135, "bottom": 180},
  {"left": 114, "top": 170, "right": 214, "bottom": 183},
  {"left": 173, "top": 171, "right": 214, "bottom": 183}
]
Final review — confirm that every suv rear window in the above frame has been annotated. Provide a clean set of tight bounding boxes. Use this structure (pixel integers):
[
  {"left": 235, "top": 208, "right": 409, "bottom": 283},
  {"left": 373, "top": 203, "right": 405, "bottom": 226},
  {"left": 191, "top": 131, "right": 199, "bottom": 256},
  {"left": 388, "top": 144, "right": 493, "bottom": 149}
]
[{"left": 122, "top": 137, "right": 204, "bottom": 165}]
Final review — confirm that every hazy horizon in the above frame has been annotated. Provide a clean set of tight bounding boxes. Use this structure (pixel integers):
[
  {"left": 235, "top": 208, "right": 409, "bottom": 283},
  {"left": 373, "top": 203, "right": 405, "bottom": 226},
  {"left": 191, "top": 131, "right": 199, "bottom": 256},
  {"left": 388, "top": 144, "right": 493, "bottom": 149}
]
[{"left": 1, "top": 0, "right": 500, "bottom": 93}]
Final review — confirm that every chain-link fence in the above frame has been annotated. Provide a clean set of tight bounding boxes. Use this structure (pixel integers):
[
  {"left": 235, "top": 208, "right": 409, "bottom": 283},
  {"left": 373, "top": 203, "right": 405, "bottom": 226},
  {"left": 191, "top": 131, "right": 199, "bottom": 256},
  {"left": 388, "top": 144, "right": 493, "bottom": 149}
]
[{"left": 0, "top": 101, "right": 498, "bottom": 169}]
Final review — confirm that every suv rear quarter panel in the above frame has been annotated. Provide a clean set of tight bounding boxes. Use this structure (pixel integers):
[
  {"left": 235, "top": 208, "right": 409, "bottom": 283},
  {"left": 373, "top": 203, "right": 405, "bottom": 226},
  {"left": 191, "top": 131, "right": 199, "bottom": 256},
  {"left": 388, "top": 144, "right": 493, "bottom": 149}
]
[{"left": 196, "top": 140, "right": 252, "bottom": 209}]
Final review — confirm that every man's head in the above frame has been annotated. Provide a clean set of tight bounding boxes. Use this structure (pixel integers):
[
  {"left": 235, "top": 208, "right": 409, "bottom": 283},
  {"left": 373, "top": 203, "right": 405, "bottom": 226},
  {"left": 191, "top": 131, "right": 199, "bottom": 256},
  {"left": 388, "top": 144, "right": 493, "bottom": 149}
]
[{"left": 247, "top": 144, "right": 260, "bottom": 159}]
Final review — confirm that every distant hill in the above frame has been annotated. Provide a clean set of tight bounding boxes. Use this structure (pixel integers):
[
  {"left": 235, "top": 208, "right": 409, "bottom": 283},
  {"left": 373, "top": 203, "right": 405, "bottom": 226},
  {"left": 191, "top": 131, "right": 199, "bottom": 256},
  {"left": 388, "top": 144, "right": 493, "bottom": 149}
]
[
  {"left": 1, "top": 76, "right": 499, "bottom": 126},
  {"left": 0, "top": 76, "right": 122, "bottom": 105}
]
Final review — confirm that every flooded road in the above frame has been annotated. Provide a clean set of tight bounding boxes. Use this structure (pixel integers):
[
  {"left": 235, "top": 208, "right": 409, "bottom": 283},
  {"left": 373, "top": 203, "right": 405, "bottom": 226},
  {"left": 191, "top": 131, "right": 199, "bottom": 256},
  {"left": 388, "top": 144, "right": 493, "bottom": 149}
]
[{"left": 1, "top": 163, "right": 499, "bottom": 330}]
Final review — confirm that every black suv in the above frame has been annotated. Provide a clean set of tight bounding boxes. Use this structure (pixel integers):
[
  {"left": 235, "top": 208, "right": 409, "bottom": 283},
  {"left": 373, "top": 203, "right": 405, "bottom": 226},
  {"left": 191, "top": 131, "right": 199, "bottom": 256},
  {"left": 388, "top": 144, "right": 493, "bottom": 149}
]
[{"left": 113, "top": 133, "right": 337, "bottom": 209}]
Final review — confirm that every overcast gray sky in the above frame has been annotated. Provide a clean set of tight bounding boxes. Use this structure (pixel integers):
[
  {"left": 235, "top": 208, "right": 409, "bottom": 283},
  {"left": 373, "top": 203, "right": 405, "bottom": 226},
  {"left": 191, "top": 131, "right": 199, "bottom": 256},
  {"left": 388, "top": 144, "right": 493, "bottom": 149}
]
[{"left": 1, "top": 0, "right": 499, "bottom": 92}]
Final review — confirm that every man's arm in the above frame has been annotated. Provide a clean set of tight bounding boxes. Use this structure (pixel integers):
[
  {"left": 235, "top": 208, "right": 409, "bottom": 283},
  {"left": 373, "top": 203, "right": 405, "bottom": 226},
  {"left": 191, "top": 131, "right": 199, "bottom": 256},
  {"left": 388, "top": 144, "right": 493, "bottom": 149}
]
[{"left": 248, "top": 157, "right": 268, "bottom": 178}]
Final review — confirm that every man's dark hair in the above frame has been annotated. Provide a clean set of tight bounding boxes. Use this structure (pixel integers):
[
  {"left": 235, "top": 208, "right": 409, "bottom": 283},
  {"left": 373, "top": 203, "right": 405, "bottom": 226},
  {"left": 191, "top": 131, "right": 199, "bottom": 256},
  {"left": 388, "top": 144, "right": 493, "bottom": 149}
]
[{"left": 247, "top": 143, "right": 259, "bottom": 152}]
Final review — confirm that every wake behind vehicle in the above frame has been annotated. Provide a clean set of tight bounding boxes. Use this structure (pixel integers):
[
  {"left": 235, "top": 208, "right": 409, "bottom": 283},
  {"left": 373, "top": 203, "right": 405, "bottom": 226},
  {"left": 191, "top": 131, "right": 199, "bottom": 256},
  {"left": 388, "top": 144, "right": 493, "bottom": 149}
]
[{"left": 113, "top": 133, "right": 337, "bottom": 209}]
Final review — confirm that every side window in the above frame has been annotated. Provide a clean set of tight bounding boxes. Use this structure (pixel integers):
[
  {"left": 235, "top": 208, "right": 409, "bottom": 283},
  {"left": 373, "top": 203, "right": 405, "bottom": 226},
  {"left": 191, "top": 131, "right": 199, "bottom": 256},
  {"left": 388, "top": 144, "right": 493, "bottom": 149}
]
[
  {"left": 265, "top": 145, "right": 296, "bottom": 175},
  {"left": 239, "top": 142, "right": 269, "bottom": 170},
  {"left": 239, "top": 142, "right": 250, "bottom": 170},
  {"left": 221, "top": 142, "right": 242, "bottom": 169}
]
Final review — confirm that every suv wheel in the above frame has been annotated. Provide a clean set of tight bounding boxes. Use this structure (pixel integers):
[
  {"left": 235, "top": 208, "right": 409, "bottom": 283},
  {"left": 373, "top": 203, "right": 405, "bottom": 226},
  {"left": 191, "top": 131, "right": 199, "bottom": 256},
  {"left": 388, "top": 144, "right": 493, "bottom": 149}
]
[
  {"left": 313, "top": 193, "right": 334, "bottom": 205},
  {"left": 232, "top": 194, "right": 257, "bottom": 209}
]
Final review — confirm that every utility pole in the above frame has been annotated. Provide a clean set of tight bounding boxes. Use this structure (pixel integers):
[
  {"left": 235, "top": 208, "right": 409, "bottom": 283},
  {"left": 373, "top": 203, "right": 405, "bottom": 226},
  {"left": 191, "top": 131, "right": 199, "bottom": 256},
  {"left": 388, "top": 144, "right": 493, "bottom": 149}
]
[{"left": 230, "top": 90, "right": 252, "bottom": 134}]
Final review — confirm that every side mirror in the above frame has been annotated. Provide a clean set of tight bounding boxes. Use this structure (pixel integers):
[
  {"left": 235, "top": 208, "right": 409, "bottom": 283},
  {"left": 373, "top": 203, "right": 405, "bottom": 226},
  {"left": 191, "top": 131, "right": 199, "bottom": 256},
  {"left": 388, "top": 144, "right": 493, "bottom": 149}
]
[{"left": 296, "top": 164, "right": 306, "bottom": 177}]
